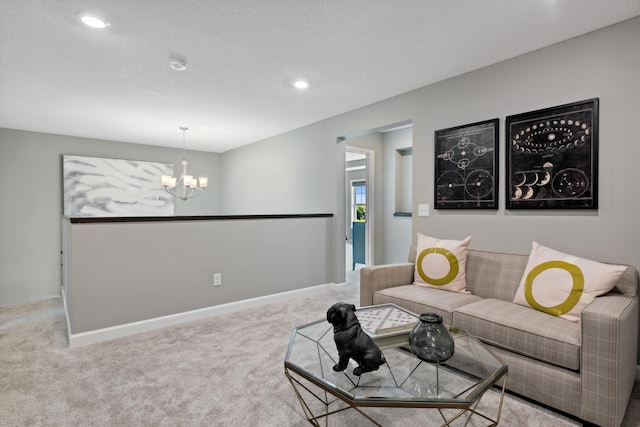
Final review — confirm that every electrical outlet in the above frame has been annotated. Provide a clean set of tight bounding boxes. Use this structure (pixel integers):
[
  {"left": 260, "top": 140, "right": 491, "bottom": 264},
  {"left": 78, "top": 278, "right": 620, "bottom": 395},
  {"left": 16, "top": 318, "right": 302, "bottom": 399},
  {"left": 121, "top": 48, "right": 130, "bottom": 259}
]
[{"left": 213, "top": 273, "right": 222, "bottom": 286}]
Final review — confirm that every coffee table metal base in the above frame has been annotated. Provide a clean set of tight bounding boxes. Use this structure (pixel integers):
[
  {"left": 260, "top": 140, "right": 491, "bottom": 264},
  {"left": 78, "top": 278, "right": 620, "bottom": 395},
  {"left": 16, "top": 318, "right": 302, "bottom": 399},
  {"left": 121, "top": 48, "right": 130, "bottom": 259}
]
[
  {"left": 284, "top": 306, "right": 509, "bottom": 426},
  {"left": 285, "top": 365, "right": 508, "bottom": 426}
]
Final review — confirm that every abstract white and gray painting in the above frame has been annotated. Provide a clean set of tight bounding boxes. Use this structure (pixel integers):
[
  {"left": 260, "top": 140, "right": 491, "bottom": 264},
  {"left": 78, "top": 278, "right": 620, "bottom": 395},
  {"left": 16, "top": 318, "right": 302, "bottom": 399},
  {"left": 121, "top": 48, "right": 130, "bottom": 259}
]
[{"left": 63, "top": 155, "right": 175, "bottom": 217}]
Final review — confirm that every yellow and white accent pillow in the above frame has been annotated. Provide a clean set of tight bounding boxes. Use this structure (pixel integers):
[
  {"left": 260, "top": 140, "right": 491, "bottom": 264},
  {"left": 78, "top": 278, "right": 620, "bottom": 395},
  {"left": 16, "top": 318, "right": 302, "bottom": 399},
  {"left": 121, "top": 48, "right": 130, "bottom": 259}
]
[
  {"left": 413, "top": 234, "right": 472, "bottom": 293},
  {"left": 513, "top": 242, "right": 628, "bottom": 322}
]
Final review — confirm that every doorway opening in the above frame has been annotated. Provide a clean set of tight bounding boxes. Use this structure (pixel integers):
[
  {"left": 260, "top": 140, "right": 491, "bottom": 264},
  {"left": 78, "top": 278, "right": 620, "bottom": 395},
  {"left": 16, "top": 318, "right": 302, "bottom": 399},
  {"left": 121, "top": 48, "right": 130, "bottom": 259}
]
[
  {"left": 345, "top": 148, "right": 373, "bottom": 275},
  {"left": 339, "top": 119, "right": 413, "bottom": 286}
]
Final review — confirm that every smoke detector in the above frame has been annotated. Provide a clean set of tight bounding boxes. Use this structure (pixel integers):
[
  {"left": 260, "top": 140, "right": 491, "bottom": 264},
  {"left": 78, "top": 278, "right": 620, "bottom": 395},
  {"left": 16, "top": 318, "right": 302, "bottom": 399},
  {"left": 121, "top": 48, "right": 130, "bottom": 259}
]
[{"left": 169, "top": 58, "right": 187, "bottom": 71}]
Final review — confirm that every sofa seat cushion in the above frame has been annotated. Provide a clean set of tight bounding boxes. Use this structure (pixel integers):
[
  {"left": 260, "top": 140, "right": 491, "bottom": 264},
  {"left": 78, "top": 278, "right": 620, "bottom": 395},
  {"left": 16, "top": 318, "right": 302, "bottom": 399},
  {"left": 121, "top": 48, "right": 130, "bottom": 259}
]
[
  {"left": 453, "top": 299, "right": 581, "bottom": 370},
  {"left": 373, "top": 285, "right": 482, "bottom": 325}
]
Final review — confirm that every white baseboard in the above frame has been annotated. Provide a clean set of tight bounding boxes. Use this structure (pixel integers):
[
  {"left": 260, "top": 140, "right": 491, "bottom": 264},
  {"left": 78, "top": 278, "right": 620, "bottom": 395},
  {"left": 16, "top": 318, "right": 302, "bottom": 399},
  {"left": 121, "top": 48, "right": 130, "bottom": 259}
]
[{"left": 64, "top": 282, "right": 344, "bottom": 347}]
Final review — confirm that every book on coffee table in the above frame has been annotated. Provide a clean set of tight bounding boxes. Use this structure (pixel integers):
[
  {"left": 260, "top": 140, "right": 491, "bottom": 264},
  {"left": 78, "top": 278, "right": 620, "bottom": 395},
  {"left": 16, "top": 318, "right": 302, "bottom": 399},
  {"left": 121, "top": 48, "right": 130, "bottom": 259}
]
[{"left": 356, "top": 304, "right": 418, "bottom": 347}]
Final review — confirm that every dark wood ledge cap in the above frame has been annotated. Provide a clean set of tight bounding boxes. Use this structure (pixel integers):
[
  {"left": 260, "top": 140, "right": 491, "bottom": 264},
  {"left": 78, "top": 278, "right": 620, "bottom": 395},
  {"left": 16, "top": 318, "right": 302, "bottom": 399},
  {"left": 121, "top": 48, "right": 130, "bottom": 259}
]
[{"left": 67, "top": 213, "right": 333, "bottom": 224}]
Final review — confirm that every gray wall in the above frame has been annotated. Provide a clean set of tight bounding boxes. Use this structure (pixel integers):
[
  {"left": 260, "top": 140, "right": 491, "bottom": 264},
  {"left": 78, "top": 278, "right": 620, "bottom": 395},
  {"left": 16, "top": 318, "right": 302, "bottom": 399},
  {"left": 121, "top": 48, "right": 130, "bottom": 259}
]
[
  {"left": 382, "top": 128, "right": 413, "bottom": 264},
  {"left": 64, "top": 216, "right": 333, "bottom": 333},
  {"left": 220, "top": 120, "right": 336, "bottom": 215},
  {"left": 221, "top": 16, "right": 640, "bottom": 287},
  {"left": 0, "top": 128, "right": 222, "bottom": 304}
]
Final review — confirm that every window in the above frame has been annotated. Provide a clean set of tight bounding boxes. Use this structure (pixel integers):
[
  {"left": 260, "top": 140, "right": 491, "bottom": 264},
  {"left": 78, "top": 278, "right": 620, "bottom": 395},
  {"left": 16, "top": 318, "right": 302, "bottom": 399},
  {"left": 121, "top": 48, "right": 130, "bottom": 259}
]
[{"left": 353, "top": 182, "right": 366, "bottom": 221}]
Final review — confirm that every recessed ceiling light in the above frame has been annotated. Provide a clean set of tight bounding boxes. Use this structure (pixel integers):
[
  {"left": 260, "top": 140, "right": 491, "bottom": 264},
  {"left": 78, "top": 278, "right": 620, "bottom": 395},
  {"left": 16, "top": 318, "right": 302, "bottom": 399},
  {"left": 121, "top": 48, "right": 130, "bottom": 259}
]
[
  {"left": 293, "top": 80, "right": 310, "bottom": 90},
  {"left": 78, "top": 13, "right": 109, "bottom": 29}
]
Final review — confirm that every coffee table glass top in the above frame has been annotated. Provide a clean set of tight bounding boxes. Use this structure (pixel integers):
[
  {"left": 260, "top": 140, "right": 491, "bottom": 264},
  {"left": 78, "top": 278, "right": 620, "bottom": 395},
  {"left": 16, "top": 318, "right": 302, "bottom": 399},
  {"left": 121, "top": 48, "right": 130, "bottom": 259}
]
[{"left": 284, "top": 304, "right": 507, "bottom": 408}]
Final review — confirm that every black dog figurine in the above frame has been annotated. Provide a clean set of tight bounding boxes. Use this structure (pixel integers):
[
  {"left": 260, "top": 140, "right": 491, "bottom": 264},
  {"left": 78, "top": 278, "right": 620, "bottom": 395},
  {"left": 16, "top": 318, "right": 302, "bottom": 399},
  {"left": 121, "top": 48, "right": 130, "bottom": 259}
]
[{"left": 326, "top": 302, "right": 386, "bottom": 376}]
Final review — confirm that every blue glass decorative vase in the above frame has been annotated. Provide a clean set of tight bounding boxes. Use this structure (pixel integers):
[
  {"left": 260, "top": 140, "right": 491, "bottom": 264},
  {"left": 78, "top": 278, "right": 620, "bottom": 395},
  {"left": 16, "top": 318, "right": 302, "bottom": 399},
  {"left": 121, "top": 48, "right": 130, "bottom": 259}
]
[{"left": 409, "top": 312, "right": 455, "bottom": 363}]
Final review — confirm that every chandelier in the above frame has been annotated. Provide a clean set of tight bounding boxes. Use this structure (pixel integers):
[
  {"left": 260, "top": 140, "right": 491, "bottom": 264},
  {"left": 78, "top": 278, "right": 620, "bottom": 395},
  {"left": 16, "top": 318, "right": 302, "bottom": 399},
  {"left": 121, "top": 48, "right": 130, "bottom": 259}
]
[{"left": 161, "top": 127, "right": 208, "bottom": 200}]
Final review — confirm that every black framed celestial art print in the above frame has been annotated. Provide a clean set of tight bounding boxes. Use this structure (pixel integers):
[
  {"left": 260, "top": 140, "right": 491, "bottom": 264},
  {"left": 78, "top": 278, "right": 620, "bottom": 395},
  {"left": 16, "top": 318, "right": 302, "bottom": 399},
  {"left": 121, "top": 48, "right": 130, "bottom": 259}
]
[
  {"left": 434, "top": 118, "right": 499, "bottom": 209},
  {"left": 505, "top": 98, "right": 598, "bottom": 209}
]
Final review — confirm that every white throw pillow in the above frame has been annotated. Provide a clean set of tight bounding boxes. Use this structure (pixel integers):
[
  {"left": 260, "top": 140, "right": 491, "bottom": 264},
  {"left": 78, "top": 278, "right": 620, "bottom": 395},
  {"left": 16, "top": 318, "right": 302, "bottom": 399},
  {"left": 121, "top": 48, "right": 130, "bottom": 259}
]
[
  {"left": 513, "top": 242, "right": 628, "bottom": 322},
  {"left": 413, "top": 234, "right": 472, "bottom": 293}
]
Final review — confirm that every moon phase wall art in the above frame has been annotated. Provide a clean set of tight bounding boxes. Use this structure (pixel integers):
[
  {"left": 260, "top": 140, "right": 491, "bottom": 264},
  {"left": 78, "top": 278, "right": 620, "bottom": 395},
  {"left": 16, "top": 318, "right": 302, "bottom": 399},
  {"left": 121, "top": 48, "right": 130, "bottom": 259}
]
[
  {"left": 434, "top": 119, "right": 499, "bottom": 209},
  {"left": 63, "top": 155, "right": 175, "bottom": 217},
  {"left": 506, "top": 99, "right": 598, "bottom": 209}
]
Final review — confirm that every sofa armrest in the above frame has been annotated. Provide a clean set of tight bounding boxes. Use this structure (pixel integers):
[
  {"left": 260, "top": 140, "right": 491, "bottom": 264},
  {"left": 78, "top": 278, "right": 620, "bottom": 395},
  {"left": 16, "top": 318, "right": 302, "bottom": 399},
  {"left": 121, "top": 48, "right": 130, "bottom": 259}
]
[
  {"left": 359, "top": 263, "right": 415, "bottom": 307},
  {"left": 580, "top": 294, "right": 638, "bottom": 427}
]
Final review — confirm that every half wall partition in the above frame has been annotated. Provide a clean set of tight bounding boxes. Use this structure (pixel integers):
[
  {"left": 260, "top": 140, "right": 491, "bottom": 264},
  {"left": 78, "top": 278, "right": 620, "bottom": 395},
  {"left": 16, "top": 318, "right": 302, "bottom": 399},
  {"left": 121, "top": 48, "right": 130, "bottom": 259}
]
[{"left": 61, "top": 214, "right": 334, "bottom": 346}]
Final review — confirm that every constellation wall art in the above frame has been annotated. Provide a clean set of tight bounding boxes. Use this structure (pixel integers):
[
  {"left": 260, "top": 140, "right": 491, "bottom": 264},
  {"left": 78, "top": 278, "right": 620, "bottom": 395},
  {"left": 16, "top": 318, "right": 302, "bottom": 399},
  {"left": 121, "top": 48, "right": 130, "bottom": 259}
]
[
  {"left": 434, "top": 118, "right": 499, "bottom": 209},
  {"left": 506, "top": 98, "right": 598, "bottom": 209}
]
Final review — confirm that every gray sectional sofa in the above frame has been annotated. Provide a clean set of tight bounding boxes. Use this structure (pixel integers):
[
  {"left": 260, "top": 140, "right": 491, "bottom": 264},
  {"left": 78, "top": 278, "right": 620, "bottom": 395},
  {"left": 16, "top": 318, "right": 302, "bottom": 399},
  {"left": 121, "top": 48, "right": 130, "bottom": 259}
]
[{"left": 359, "top": 245, "right": 638, "bottom": 427}]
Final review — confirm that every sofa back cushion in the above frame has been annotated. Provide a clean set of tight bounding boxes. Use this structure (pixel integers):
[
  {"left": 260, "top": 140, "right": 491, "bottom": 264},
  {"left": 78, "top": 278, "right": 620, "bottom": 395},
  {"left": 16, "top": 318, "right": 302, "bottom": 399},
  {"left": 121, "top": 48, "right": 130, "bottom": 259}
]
[
  {"left": 408, "top": 244, "right": 637, "bottom": 301},
  {"left": 616, "top": 263, "right": 638, "bottom": 297},
  {"left": 465, "top": 250, "right": 530, "bottom": 300},
  {"left": 409, "top": 244, "right": 529, "bottom": 301},
  {"left": 409, "top": 245, "right": 528, "bottom": 300}
]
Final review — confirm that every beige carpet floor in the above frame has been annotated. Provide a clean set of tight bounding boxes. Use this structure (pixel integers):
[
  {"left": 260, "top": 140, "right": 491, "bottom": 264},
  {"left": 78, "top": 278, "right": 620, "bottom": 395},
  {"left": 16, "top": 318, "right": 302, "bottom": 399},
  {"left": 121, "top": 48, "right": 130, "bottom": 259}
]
[{"left": 1, "top": 282, "right": 640, "bottom": 426}]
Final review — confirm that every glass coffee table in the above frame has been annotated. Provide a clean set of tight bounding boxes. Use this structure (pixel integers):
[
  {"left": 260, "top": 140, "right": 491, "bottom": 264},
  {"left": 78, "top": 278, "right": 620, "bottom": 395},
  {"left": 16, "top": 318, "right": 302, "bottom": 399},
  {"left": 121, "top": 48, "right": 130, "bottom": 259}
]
[{"left": 284, "top": 304, "right": 508, "bottom": 426}]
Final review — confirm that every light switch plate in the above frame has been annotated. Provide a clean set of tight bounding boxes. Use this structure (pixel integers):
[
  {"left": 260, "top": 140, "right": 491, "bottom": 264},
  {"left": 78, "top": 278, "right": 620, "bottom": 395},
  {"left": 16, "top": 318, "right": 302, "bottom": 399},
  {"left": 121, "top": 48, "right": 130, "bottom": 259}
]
[{"left": 418, "top": 204, "right": 430, "bottom": 217}]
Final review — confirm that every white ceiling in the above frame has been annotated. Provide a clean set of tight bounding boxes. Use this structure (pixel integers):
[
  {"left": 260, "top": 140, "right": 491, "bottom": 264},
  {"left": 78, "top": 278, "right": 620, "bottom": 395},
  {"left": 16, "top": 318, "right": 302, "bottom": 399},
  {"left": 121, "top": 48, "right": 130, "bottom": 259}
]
[{"left": 1, "top": 1, "right": 639, "bottom": 153}]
